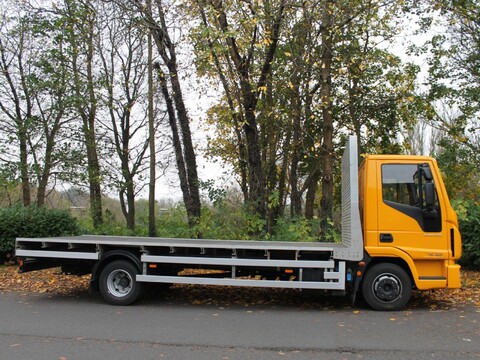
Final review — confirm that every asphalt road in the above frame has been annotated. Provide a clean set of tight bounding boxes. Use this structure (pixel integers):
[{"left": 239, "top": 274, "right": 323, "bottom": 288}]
[{"left": 0, "top": 289, "right": 479, "bottom": 360}]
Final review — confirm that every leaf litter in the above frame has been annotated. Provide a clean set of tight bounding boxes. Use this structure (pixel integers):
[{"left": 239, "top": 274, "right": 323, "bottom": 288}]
[{"left": 1, "top": 265, "right": 479, "bottom": 310}]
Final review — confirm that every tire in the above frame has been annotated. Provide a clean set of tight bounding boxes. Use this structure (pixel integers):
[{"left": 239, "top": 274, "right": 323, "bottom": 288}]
[
  {"left": 99, "top": 260, "right": 143, "bottom": 306},
  {"left": 361, "top": 263, "right": 412, "bottom": 311}
]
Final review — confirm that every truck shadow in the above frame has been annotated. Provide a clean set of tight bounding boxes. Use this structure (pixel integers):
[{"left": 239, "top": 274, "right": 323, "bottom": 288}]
[
  {"left": 140, "top": 284, "right": 459, "bottom": 311},
  {"left": 142, "top": 284, "right": 359, "bottom": 310},
  {"left": 28, "top": 283, "right": 458, "bottom": 311}
]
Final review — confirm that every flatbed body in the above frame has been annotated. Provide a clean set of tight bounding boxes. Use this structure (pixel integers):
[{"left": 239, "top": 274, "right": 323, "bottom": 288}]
[{"left": 16, "top": 234, "right": 351, "bottom": 291}]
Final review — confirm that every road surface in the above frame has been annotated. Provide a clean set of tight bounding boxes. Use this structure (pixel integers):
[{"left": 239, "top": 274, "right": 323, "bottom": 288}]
[{"left": 0, "top": 288, "right": 479, "bottom": 359}]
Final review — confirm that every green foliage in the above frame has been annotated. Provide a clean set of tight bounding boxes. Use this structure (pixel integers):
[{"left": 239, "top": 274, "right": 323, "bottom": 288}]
[
  {"left": 269, "top": 217, "right": 341, "bottom": 243},
  {"left": 155, "top": 205, "right": 195, "bottom": 238},
  {"left": 424, "top": 0, "right": 480, "bottom": 176},
  {"left": 195, "top": 205, "right": 251, "bottom": 240},
  {"left": 0, "top": 206, "right": 81, "bottom": 253},
  {"left": 81, "top": 221, "right": 139, "bottom": 237},
  {"left": 199, "top": 179, "right": 227, "bottom": 207},
  {"left": 436, "top": 138, "right": 480, "bottom": 202},
  {"left": 154, "top": 202, "right": 262, "bottom": 240},
  {"left": 453, "top": 200, "right": 480, "bottom": 269},
  {"left": 80, "top": 197, "right": 336, "bottom": 243},
  {"left": 269, "top": 217, "right": 316, "bottom": 242},
  {"left": 142, "top": 198, "right": 339, "bottom": 243}
]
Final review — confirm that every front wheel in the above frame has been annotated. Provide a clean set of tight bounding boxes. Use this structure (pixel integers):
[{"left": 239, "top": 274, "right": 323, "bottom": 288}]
[
  {"left": 361, "top": 263, "right": 412, "bottom": 311},
  {"left": 99, "top": 260, "right": 143, "bottom": 306}
]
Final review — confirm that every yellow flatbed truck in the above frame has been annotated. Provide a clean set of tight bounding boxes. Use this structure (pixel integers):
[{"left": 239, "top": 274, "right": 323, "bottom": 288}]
[{"left": 15, "top": 136, "right": 462, "bottom": 310}]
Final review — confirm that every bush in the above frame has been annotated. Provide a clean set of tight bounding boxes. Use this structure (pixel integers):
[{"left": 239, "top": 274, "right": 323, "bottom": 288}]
[
  {"left": 454, "top": 200, "right": 480, "bottom": 269},
  {"left": 151, "top": 203, "right": 254, "bottom": 240},
  {"left": 0, "top": 205, "right": 81, "bottom": 257},
  {"left": 269, "top": 217, "right": 316, "bottom": 242},
  {"left": 269, "top": 217, "right": 341, "bottom": 243}
]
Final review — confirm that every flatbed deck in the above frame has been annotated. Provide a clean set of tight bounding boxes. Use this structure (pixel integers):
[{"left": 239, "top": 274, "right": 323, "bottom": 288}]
[{"left": 17, "top": 235, "right": 345, "bottom": 251}]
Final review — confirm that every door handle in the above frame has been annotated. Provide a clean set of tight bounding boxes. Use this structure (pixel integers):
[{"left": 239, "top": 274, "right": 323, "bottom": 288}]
[{"left": 380, "top": 233, "right": 394, "bottom": 243}]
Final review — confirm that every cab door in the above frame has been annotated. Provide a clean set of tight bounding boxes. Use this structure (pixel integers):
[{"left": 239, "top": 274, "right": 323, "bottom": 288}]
[{"left": 376, "top": 161, "right": 449, "bottom": 283}]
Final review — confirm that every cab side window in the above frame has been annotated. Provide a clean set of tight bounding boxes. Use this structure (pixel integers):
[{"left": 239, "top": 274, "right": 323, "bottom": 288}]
[
  {"left": 381, "top": 164, "right": 441, "bottom": 232},
  {"left": 382, "top": 164, "right": 419, "bottom": 207}
]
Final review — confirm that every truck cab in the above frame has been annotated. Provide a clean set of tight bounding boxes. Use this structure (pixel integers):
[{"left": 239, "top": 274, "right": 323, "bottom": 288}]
[{"left": 360, "top": 155, "right": 462, "bottom": 298}]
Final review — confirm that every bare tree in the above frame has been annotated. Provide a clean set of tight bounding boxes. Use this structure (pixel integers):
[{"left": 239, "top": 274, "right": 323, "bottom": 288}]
[
  {"left": 190, "top": 0, "right": 288, "bottom": 223},
  {"left": 96, "top": 2, "right": 153, "bottom": 232},
  {"left": 121, "top": 0, "right": 202, "bottom": 230},
  {"left": 63, "top": 0, "right": 103, "bottom": 227},
  {"left": 0, "top": 4, "right": 78, "bottom": 207},
  {"left": 147, "top": 0, "right": 157, "bottom": 237},
  {"left": 0, "top": 11, "right": 34, "bottom": 206}
]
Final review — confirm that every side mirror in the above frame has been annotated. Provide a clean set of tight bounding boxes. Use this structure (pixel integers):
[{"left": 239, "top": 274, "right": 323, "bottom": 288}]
[
  {"left": 424, "top": 182, "right": 435, "bottom": 208},
  {"left": 421, "top": 165, "right": 433, "bottom": 181}
]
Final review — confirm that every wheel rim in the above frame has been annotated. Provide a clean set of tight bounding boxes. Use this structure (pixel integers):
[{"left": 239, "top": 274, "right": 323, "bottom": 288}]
[
  {"left": 372, "top": 273, "right": 402, "bottom": 303},
  {"left": 106, "top": 269, "right": 133, "bottom": 298}
]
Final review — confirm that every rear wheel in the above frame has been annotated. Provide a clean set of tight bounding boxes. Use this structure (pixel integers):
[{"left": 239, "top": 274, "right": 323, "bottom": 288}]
[
  {"left": 99, "top": 260, "right": 143, "bottom": 305},
  {"left": 361, "top": 263, "right": 412, "bottom": 311}
]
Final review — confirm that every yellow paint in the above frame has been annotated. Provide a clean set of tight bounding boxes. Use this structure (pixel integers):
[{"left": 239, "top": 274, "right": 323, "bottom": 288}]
[
  {"left": 361, "top": 155, "right": 462, "bottom": 290},
  {"left": 446, "top": 263, "right": 461, "bottom": 288}
]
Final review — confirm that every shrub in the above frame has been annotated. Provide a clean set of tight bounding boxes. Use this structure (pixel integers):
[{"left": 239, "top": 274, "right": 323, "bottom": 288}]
[
  {"left": 454, "top": 200, "right": 480, "bottom": 269},
  {"left": 269, "top": 217, "right": 341, "bottom": 243},
  {"left": 0, "top": 206, "right": 81, "bottom": 257}
]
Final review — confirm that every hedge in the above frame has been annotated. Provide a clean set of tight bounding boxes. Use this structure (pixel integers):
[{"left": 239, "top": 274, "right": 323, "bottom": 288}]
[
  {"left": 0, "top": 206, "right": 81, "bottom": 261},
  {"left": 455, "top": 200, "right": 480, "bottom": 270}
]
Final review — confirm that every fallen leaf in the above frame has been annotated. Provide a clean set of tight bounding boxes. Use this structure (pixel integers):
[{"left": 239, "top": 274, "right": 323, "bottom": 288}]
[{"left": 2, "top": 266, "right": 479, "bottom": 310}]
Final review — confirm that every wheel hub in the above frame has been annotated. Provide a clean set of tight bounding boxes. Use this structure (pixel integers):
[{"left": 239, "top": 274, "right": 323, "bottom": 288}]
[
  {"left": 107, "top": 269, "right": 132, "bottom": 297},
  {"left": 373, "top": 274, "right": 402, "bottom": 302}
]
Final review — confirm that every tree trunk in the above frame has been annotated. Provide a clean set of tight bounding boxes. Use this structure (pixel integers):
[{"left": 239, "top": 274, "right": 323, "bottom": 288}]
[
  {"left": 20, "top": 142, "right": 31, "bottom": 206},
  {"left": 85, "top": 124, "right": 103, "bottom": 228},
  {"left": 289, "top": 80, "right": 303, "bottom": 218},
  {"left": 19, "top": 129, "right": 31, "bottom": 206},
  {"left": 66, "top": 0, "right": 103, "bottom": 227},
  {"left": 169, "top": 66, "right": 201, "bottom": 222},
  {"left": 276, "top": 127, "right": 290, "bottom": 220},
  {"left": 197, "top": 6, "right": 248, "bottom": 201},
  {"left": 36, "top": 126, "right": 58, "bottom": 207},
  {"left": 319, "top": 0, "right": 334, "bottom": 239},
  {"left": 243, "top": 92, "right": 266, "bottom": 218},
  {"left": 147, "top": 22, "right": 157, "bottom": 237},
  {"left": 86, "top": 3, "right": 103, "bottom": 228},
  {"left": 210, "top": 0, "right": 286, "bottom": 221},
  {"left": 119, "top": 180, "right": 136, "bottom": 232},
  {"left": 154, "top": 64, "right": 198, "bottom": 229},
  {"left": 304, "top": 166, "right": 322, "bottom": 219},
  {"left": 0, "top": 34, "right": 32, "bottom": 206},
  {"left": 265, "top": 78, "right": 278, "bottom": 234},
  {"left": 149, "top": 1, "right": 201, "bottom": 229}
]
